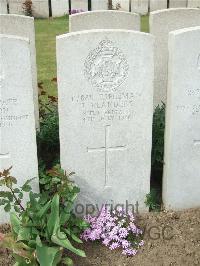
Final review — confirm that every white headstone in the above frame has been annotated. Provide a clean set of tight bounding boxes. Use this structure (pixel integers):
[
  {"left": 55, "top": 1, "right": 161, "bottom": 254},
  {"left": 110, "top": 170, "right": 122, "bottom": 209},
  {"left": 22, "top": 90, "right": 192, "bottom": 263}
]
[
  {"left": 131, "top": 0, "right": 148, "bottom": 15},
  {"left": 150, "top": 8, "right": 200, "bottom": 107},
  {"left": 150, "top": 0, "right": 167, "bottom": 11},
  {"left": 8, "top": 0, "right": 24, "bottom": 15},
  {"left": 169, "top": 0, "right": 187, "bottom": 7},
  {"left": 71, "top": 0, "right": 88, "bottom": 12},
  {"left": 163, "top": 26, "right": 200, "bottom": 210},
  {"left": 69, "top": 11, "right": 140, "bottom": 32},
  {"left": 188, "top": 0, "right": 200, "bottom": 7},
  {"left": 57, "top": 30, "right": 154, "bottom": 213},
  {"left": 51, "top": 0, "right": 69, "bottom": 17},
  {"left": 0, "top": 34, "right": 38, "bottom": 223},
  {"left": 32, "top": 0, "right": 49, "bottom": 18},
  {"left": 92, "top": 0, "right": 108, "bottom": 10},
  {"left": 0, "top": 0, "right": 8, "bottom": 14},
  {"left": 112, "top": 0, "right": 130, "bottom": 11},
  {"left": 0, "top": 14, "right": 39, "bottom": 129}
]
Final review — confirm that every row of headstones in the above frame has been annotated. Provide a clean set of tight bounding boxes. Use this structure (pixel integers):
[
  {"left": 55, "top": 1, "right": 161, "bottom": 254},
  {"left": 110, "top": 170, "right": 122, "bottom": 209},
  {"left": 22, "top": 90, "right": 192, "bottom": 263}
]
[
  {"left": 1, "top": 0, "right": 200, "bottom": 18},
  {"left": 0, "top": 8, "right": 200, "bottom": 223}
]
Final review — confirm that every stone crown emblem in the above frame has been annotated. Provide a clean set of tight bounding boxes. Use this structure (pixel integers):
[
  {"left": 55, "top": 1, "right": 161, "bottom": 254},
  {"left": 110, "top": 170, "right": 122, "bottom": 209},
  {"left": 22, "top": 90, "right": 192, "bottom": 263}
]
[{"left": 84, "top": 39, "right": 129, "bottom": 92}]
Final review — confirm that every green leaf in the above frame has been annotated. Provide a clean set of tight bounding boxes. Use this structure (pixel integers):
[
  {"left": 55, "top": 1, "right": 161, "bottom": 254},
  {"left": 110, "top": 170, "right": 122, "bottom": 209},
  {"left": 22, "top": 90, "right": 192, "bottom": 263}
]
[
  {"left": 47, "top": 194, "right": 60, "bottom": 236},
  {"left": 36, "top": 244, "right": 61, "bottom": 266},
  {"left": 10, "top": 212, "right": 21, "bottom": 237},
  {"left": 51, "top": 232, "right": 86, "bottom": 257},
  {"left": 17, "top": 227, "right": 31, "bottom": 242},
  {"left": 63, "top": 228, "right": 83, "bottom": 244},
  {"left": 4, "top": 203, "right": 11, "bottom": 212},
  {"left": 62, "top": 257, "right": 73, "bottom": 266},
  {"left": 36, "top": 199, "right": 51, "bottom": 218}
]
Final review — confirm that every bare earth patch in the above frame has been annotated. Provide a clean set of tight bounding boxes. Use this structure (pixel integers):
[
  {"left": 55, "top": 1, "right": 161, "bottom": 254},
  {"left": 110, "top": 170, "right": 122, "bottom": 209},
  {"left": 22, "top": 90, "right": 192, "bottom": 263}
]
[{"left": 1, "top": 208, "right": 200, "bottom": 266}]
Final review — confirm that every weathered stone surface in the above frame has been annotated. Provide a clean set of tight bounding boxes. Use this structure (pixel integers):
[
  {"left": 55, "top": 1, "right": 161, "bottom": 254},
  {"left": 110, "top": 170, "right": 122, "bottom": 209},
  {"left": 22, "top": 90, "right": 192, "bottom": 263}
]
[
  {"left": 51, "top": 0, "right": 69, "bottom": 17},
  {"left": 150, "top": 8, "right": 200, "bottom": 107},
  {"left": 69, "top": 10, "right": 140, "bottom": 32},
  {"left": 188, "top": 0, "right": 200, "bottom": 7},
  {"left": 71, "top": 0, "right": 88, "bottom": 12},
  {"left": 57, "top": 30, "right": 154, "bottom": 213},
  {"left": 112, "top": 0, "right": 130, "bottom": 11},
  {"left": 169, "top": 0, "right": 187, "bottom": 7},
  {"left": 131, "top": 0, "right": 148, "bottom": 15},
  {"left": 32, "top": 0, "right": 49, "bottom": 18},
  {"left": 0, "top": 0, "right": 8, "bottom": 14},
  {"left": 0, "top": 34, "right": 38, "bottom": 223},
  {"left": 163, "top": 26, "right": 200, "bottom": 210},
  {"left": 8, "top": 0, "right": 24, "bottom": 15},
  {"left": 0, "top": 14, "right": 39, "bottom": 129},
  {"left": 150, "top": 0, "right": 167, "bottom": 11},
  {"left": 92, "top": 0, "right": 108, "bottom": 10}
]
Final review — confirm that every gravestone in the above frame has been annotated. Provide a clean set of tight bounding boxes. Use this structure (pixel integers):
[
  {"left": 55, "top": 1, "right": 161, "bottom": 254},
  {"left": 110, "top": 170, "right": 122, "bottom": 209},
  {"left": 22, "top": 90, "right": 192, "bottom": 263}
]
[
  {"left": 92, "top": 0, "right": 108, "bottom": 10},
  {"left": 32, "top": 0, "right": 49, "bottom": 18},
  {"left": 51, "top": 0, "right": 69, "bottom": 17},
  {"left": 71, "top": 0, "right": 88, "bottom": 12},
  {"left": 0, "top": 0, "right": 8, "bottom": 14},
  {"left": 69, "top": 11, "right": 140, "bottom": 32},
  {"left": 0, "top": 14, "right": 39, "bottom": 129},
  {"left": 57, "top": 30, "right": 154, "bottom": 213},
  {"left": 169, "top": 0, "right": 187, "bottom": 7},
  {"left": 188, "top": 0, "right": 200, "bottom": 7},
  {"left": 131, "top": 0, "right": 148, "bottom": 15},
  {"left": 0, "top": 34, "right": 38, "bottom": 223},
  {"left": 150, "top": 8, "right": 200, "bottom": 107},
  {"left": 150, "top": 0, "right": 167, "bottom": 11},
  {"left": 112, "top": 0, "right": 129, "bottom": 11},
  {"left": 8, "top": 0, "right": 24, "bottom": 15},
  {"left": 163, "top": 26, "right": 200, "bottom": 210}
]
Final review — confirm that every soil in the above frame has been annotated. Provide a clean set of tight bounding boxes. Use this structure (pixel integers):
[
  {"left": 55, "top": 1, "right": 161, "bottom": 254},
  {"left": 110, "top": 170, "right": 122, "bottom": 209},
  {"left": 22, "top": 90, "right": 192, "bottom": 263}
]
[{"left": 1, "top": 208, "right": 200, "bottom": 266}]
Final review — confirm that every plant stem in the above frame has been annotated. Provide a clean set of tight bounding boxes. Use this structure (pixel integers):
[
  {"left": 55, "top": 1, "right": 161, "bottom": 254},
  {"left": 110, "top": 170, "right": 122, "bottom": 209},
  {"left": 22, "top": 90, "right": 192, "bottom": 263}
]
[{"left": 10, "top": 188, "right": 25, "bottom": 212}]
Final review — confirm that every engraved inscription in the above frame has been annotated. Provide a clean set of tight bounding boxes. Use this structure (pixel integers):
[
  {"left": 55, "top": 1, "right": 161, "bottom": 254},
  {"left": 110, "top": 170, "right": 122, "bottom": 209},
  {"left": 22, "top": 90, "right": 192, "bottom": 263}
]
[
  {"left": 0, "top": 98, "right": 29, "bottom": 127},
  {"left": 71, "top": 92, "right": 141, "bottom": 123},
  {"left": 84, "top": 39, "right": 129, "bottom": 92},
  {"left": 87, "top": 125, "right": 126, "bottom": 188}
]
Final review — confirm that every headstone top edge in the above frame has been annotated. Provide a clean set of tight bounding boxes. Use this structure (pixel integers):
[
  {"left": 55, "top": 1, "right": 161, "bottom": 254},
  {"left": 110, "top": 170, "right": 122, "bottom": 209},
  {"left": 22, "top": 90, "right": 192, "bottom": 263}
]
[
  {"left": 70, "top": 10, "right": 140, "bottom": 17},
  {"left": 57, "top": 29, "right": 154, "bottom": 40},
  {"left": 169, "top": 25, "right": 200, "bottom": 36},
  {"left": 0, "top": 14, "right": 34, "bottom": 21},
  {"left": 150, "top": 7, "right": 200, "bottom": 16}
]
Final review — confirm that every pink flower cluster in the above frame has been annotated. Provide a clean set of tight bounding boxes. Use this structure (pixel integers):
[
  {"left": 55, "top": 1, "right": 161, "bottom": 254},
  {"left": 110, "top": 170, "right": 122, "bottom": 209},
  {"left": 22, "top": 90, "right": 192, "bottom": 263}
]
[{"left": 81, "top": 206, "right": 144, "bottom": 256}]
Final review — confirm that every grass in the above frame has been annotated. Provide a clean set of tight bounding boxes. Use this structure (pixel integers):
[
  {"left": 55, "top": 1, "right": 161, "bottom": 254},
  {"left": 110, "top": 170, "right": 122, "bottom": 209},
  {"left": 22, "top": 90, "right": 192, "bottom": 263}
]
[{"left": 35, "top": 15, "right": 149, "bottom": 95}]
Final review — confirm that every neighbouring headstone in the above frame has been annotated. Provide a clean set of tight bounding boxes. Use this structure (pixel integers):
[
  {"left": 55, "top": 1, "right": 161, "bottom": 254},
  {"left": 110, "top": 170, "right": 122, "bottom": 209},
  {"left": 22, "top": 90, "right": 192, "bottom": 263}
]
[
  {"left": 8, "top": 0, "right": 24, "bottom": 15},
  {"left": 163, "top": 26, "right": 200, "bottom": 210},
  {"left": 92, "top": 0, "right": 108, "bottom": 10},
  {"left": 69, "top": 11, "right": 140, "bottom": 32},
  {"left": 150, "top": 8, "right": 200, "bottom": 107},
  {"left": 131, "top": 0, "right": 148, "bottom": 15},
  {"left": 32, "top": 0, "right": 49, "bottom": 18},
  {"left": 112, "top": 0, "right": 129, "bottom": 11},
  {"left": 0, "top": 14, "right": 39, "bottom": 129},
  {"left": 51, "top": 0, "right": 69, "bottom": 17},
  {"left": 71, "top": 0, "right": 88, "bottom": 12},
  {"left": 169, "top": 0, "right": 187, "bottom": 7},
  {"left": 0, "top": 0, "right": 8, "bottom": 14},
  {"left": 57, "top": 30, "right": 154, "bottom": 213},
  {"left": 188, "top": 0, "right": 200, "bottom": 7},
  {"left": 150, "top": 0, "right": 167, "bottom": 11},
  {"left": 0, "top": 34, "right": 38, "bottom": 223}
]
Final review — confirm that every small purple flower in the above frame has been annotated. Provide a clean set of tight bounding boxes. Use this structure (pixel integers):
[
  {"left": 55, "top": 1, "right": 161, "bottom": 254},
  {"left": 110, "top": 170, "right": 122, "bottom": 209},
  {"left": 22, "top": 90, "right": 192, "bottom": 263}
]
[{"left": 109, "top": 242, "right": 120, "bottom": 250}]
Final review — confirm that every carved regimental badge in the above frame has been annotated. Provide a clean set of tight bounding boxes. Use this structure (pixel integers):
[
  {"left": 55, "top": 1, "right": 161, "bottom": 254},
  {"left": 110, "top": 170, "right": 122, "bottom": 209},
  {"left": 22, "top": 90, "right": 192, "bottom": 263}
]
[{"left": 84, "top": 39, "right": 129, "bottom": 92}]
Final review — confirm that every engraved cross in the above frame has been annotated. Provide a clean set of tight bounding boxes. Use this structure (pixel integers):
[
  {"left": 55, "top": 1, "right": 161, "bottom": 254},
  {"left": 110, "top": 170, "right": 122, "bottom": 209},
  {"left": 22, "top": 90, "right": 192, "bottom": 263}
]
[{"left": 87, "top": 125, "right": 126, "bottom": 188}]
